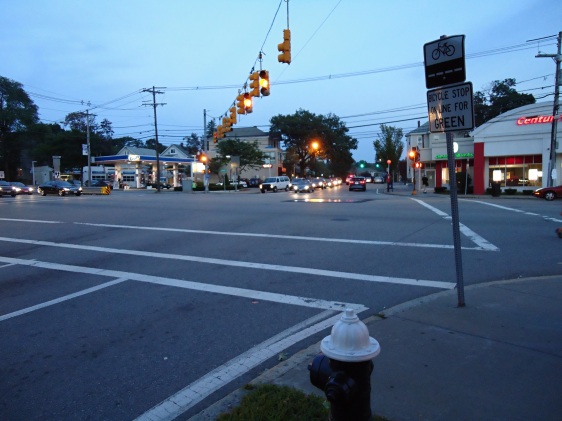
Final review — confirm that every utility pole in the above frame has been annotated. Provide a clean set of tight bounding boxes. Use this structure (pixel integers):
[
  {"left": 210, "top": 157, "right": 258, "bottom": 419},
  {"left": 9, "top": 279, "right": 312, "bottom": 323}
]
[
  {"left": 86, "top": 108, "right": 91, "bottom": 185},
  {"left": 142, "top": 87, "right": 166, "bottom": 192},
  {"left": 80, "top": 101, "right": 95, "bottom": 186},
  {"left": 203, "top": 109, "right": 207, "bottom": 152},
  {"left": 536, "top": 31, "right": 561, "bottom": 187}
]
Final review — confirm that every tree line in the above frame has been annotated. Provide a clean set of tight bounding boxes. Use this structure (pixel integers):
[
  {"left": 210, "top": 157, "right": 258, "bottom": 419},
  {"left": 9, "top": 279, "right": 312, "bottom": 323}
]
[{"left": 1, "top": 75, "right": 535, "bottom": 182}]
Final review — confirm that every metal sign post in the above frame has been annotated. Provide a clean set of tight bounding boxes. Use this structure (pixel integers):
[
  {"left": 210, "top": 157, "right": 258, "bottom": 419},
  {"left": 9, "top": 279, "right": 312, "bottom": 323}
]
[{"left": 424, "top": 34, "right": 473, "bottom": 307}]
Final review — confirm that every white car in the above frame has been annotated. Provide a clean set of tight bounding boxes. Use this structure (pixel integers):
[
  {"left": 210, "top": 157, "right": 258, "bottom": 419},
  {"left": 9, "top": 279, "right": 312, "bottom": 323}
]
[{"left": 260, "top": 176, "right": 291, "bottom": 193}]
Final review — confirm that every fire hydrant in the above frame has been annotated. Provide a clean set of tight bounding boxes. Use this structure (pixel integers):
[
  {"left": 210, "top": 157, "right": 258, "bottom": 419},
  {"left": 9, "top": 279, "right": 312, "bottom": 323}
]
[{"left": 309, "top": 308, "right": 380, "bottom": 421}]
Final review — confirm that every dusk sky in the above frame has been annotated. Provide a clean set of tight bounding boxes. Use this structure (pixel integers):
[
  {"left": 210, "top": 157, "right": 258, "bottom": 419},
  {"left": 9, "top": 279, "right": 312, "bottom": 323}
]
[{"left": 2, "top": 0, "right": 560, "bottom": 162}]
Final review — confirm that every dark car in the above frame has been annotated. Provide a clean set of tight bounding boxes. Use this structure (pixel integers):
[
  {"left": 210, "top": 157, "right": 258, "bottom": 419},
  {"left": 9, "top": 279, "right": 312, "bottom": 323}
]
[
  {"left": 349, "top": 176, "right": 367, "bottom": 191},
  {"left": 248, "top": 177, "right": 263, "bottom": 188},
  {"left": 532, "top": 185, "right": 562, "bottom": 201},
  {"left": 9, "top": 181, "right": 35, "bottom": 195},
  {"left": 310, "top": 177, "right": 326, "bottom": 190},
  {"left": 291, "top": 178, "right": 315, "bottom": 193},
  {"left": 0, "top": 180, "right": 17, "bottom": 197},
  {"left": 37, "top": 180, "right": 82, "bottom": 196}
]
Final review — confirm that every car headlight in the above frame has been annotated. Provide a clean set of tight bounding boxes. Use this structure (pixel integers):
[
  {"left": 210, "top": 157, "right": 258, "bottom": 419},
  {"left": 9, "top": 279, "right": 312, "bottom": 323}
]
[{"left": 63, "top": 188, "right": 70, "bottom": 191}]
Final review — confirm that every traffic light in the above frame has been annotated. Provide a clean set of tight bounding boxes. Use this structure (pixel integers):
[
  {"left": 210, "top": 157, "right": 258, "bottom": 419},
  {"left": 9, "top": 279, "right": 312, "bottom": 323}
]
[
  {"left": 277, "top": 29, "right": 291, "bottom": 64},
  {"left": 249, "top": 72, "right": 260, "bottom": 97},
  {"left": 360, "top": 162, "right": 365, "bottom": 168},
  {"left": 408, "top": 147, "right": 417, "bottom": 160},
  {"left": 259, "top": 70, "right": 270, "bottom": 96},
  {"left": 199, "top": 153, "right": 207, "bottom": 163},
  {"left": 213, "top": 132, "right": 218, "bottom": 143},
  {"left": 243, "top": 92, "right": 253, "bottom": 113},
  {"left": 229, "top": 106, "right": 237, "bottom": 125},
  {"left": 236, "top": 93, "right": 245, "bottom": 115},
  {"left": 415, "top": 162, "right": 422, "bottom": 169}
]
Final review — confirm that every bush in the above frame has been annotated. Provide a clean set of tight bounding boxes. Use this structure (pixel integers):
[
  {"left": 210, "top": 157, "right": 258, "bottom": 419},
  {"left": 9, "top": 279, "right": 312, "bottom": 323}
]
[
  {"left": 504, "top": 188, "right": 517, "bottom": 195},
  {"left": 434, "top": 186, "right": 447, "bottom": 194},
  {"left": 523, "top": 190, "right": 533, "bottom": 195}
]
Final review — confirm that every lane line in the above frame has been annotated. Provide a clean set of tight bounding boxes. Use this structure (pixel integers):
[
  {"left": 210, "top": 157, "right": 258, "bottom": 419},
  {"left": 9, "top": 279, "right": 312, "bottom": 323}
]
[
  {"left": 0, "top": 277, "right": 128, "bottom": 322},
  {"left": 411, "top": 199, "right": 499, "bottom": 251},
  {"left": 465, "top": 200, "right": 562, "bottom": 223},
  {"left": 0, "top": 238, "right": 455, "bottom": 289},
  {"left": 74, "top": 222, "right": 486, "bottom": 251},
  {"left": 0, "top": 218, "right": 62, "bottom": 224},
  {"left": 135, "top": 310, "right": 356, "bottom": 421},
  {"left": 0, "top": 256, "right": 367, "bottom": 315}
]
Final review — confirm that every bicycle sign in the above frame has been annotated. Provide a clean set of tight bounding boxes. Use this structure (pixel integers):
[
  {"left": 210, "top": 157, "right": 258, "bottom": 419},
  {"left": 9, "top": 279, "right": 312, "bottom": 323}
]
[{"left": 424, "top": 35, "right": 465, "bottom": 89}]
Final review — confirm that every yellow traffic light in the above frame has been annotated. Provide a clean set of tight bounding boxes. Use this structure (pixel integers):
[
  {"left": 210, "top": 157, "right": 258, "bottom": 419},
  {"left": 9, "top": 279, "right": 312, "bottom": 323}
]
[
  {"left": 213, "top": 132, "right": 218, "bottom": 143},
  {"left": 277, "top": 29, "right": 291, "bottom": 64},
  {"left": 236, "top": 93, "right": 245, "bottom": 115},
  {"left": 229, "top": 106, "right": 237, "bottom": 124},
  {"left": 249, "top": 72, "right": 260, "bottom": 97},
  {"left": 259, "top": 70, "right": 270, "bottom": 96},
  {"left": 408, "top": 148, "right": 416, "bottom": 160},
  {"left": 243, "top": 93, "right": 253, "bottom": 113}
]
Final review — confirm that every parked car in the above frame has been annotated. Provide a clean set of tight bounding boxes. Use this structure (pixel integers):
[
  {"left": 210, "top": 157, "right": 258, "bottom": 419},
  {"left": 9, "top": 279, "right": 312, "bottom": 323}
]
[
  {"left": 349, "top": 176, "right": 367, "bottom": 191},
  {"left": 260, "top": 176, "right": 291, "bottom": 193},
  {"left": 9, "top": 181, "right": 35, "bottom": 195},
  {"left": 37, "top": 180, "right": 82, "bottom": 196},
  {"left": 532, "top": 185, "right": 562, "bottom": 201},
  {"left": 373, "top": 175, "right": 384, "bottom": 183},
  {"left": 291, "top": 178, "right": 315, "bottom": 193},
  {"left": 0, "top": 180, "right": 17, "bottom": 197},
  {"left": 363, "top": 175, "right": 373, "bottom": 183}
]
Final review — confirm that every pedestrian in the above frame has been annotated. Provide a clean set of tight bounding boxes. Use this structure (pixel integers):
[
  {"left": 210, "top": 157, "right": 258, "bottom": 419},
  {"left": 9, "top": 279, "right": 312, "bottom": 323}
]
[
  {"left": 422, "top": 174, "right": 429, "bottom": 193},
  {"left": 386, "top": 173, "right": 393, "bottom": 192}
]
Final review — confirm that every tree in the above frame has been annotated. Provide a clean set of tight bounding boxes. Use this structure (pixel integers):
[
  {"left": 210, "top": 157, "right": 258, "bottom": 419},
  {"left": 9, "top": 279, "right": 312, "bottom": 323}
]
[
  {"left": 0, "top": 76, "right": 39, "bottom": 179},
  {"left": 183, "top": 133, "right": 201, "bottom": 155},
  {"left": 214, "top": 138, "right": 264, "bottom": 174},
  {"left": 474, "top": 78, "right": 535, "bottom": 127},
  {"left": 269, "top": 109, "right": 357, "bottom": 177},
  {"left": 373, "top": 124, "right": 404, "bottom": 175}
]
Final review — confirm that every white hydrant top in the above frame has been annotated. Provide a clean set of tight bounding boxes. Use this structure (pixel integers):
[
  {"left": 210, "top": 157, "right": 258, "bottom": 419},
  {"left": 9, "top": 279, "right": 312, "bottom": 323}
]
[{"left": 320, "top": 308, "right": 381, "bottom": 362}]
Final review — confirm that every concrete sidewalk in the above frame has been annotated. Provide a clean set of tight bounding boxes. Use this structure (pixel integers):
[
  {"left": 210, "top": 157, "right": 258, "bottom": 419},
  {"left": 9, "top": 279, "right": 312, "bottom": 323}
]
[{"left": 192, "top": 276, "right": 562, "bottom": 421}]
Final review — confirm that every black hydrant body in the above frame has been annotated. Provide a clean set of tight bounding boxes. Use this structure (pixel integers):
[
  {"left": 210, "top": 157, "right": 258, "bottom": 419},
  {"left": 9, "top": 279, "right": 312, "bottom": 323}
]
[{"left": 308, "top": 309, "right": 380, "bottom": 421}]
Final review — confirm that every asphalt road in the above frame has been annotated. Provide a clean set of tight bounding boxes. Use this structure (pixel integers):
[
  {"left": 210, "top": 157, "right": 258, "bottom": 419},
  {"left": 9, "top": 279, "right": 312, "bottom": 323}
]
[{"left": 1, "top": 184, "right": 560, "bottom": 420}]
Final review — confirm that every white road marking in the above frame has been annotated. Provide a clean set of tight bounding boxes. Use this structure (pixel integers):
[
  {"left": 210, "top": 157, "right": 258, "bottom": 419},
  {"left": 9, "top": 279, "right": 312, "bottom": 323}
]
[
  {"left": 0, "top": 218, "right": 61, "bottom": 223},
  {"left": 411, "top": 199, "right": 499, "bottom": 251},
  {"left": 0, "top": 261, "right": 365, "bottom": 420},
  {"left": 466, "top": 200, "right": 562, "bottom": 223},
  {"left": 0, "top": 256, "right": 367, "bottom": 315},
  {"left": 135, "top": 310, "right": 354, "bottom": 421},
  {"left": 0, "top": 278, "right": 128, "bottom": 322},
  {"left": 75, "top": 222, "right": 487, "bottom": 251},
  {"left": 0, "top": 237, "right": 455, "bottom": 289}
]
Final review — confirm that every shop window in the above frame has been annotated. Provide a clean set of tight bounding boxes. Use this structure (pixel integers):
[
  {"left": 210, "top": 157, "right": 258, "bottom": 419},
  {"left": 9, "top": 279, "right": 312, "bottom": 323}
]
[{"left": 488, "top": 163, "right": 542, "bottom": 187}]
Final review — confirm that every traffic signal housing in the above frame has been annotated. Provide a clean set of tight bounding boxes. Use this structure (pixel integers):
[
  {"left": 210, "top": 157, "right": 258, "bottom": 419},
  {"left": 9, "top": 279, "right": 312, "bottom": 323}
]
[
  {"left": 277, "top": 29, "right": 291, "bottom": 64},
  {"left": 243, "top": 93, "right": 253, "bottom": 113},
  {"left": 259, "top": 70, "right": 270, "bottom": 96},
  {"left": 409, "top": 147, "right": 420, "bottom": 166},
  {"left": 249, "top": 72, "right": 260, "bottom": 97},
  {"left": 236, "top": 93, "right": 245, "bottom": 115}
]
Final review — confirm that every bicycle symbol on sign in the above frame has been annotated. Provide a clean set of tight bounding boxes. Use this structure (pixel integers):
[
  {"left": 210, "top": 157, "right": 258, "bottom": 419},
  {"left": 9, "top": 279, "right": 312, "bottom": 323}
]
[{"left": 431, "top": 41, "right": 455, "bottom": 60}]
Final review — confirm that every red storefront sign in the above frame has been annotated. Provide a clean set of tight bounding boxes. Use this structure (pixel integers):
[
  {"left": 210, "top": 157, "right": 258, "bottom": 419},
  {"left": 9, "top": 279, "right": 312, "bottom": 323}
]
[{"left": 516, "top": 115, "right": 561, "bottom": 125}]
